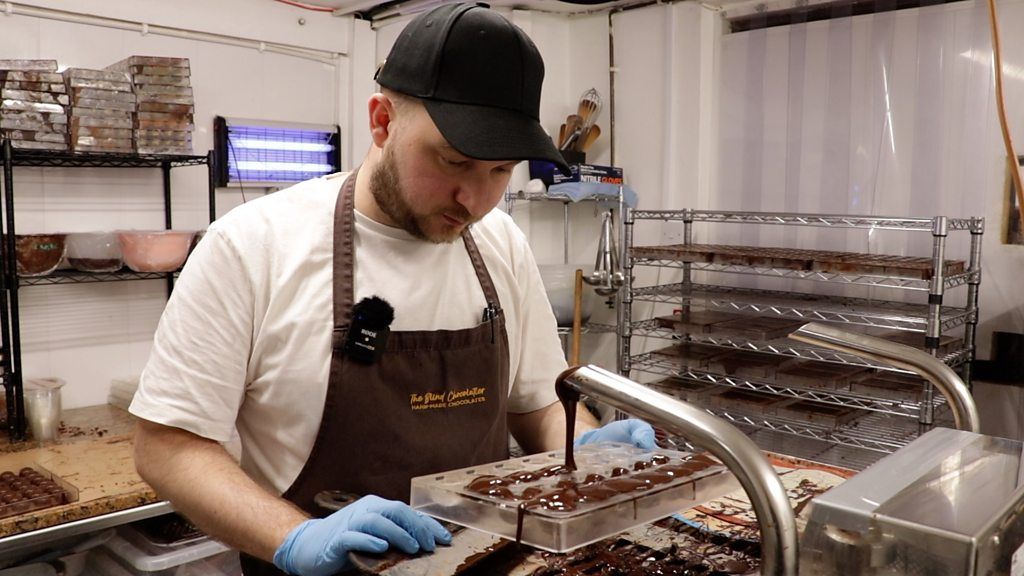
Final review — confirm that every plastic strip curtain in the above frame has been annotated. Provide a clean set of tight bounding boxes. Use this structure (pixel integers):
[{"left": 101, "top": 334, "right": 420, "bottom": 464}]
[{"left": 714, "top": 0, "right": 1023, "bottom": 352}]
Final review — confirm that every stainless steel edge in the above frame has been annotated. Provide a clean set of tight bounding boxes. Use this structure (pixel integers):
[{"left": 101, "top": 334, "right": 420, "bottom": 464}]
[
  {"left": 788, "top": 322, "right": 980, "bottom": 433},
  {"left": 0, "top": 500, "right": 174, "bottom": 555},
  {"left": 560, "top": 365, "right": 799, "bottom": 576}
]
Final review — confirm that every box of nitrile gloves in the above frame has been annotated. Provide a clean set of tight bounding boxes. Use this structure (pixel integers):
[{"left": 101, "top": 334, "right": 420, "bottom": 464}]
[{"left": 529, "top": 160, "right": 624, "bottom": 186}]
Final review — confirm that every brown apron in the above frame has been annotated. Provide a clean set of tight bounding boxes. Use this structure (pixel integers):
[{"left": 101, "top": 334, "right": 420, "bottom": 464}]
[{"left": 242, "top": 169, "right": 510, "bottom": 575}]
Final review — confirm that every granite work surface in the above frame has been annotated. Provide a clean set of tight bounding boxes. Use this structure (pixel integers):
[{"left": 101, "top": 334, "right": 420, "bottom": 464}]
[{"left": 0, "top": 404, "right": 158, "bottom": 538}]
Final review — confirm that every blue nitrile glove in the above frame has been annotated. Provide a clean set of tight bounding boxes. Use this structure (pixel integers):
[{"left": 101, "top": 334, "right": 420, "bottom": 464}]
[
  {"left": 574, "top": 418, "right": 658, "bottom": 450},
  {"left": 272, "top": 495, "right": 451, "bottom": 576}
]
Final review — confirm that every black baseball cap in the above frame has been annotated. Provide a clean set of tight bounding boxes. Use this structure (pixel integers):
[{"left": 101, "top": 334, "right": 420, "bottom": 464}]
[{"left": 375, "top": 3, "right": 570, "bottom": 175}]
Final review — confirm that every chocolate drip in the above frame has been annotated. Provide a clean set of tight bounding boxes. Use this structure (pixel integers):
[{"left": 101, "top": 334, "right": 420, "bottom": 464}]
[{"left": 555, "top": 380, "right": 581, "bottom": 471}]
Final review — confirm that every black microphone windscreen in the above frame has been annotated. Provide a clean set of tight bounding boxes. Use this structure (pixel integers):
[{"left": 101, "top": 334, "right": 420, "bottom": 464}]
[{"left": 352, "top": 296, "right": 395, "bottom": 327}]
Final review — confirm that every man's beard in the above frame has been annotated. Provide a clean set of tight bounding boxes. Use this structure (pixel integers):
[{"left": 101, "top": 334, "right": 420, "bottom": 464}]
[{"left": 369, "top": 147, "right": 471, "bottom": 244}]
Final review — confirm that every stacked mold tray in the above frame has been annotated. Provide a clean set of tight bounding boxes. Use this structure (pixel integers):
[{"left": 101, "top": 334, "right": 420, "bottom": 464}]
[
  {"left": 623, "top": 210, "right": 983, "bottom": 470},
  {"left": 630, "top": 244, "right": 966, "bottom": 279},
  {"left": 0, "top": 60, "right": 68, "bottom": 151},
  {"left": 62, "top": 68, "right": 136, "bottom": 153},
  {"left": 105, "top": 56, "right": 193, "bottom": 155}
]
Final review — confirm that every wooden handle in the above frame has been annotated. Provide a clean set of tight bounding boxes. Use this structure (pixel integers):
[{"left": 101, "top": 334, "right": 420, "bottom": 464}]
[
  {"left": 579, "top": 124, "right": 601, "bottom": 152},
  {"left": 571, "top": 268, "right": 584, "bottom": 365}
]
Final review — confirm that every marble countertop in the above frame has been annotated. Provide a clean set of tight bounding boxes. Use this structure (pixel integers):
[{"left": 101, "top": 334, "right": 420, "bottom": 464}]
[{"left": 0, "top": 404, "right": 159, "bottom": 539}]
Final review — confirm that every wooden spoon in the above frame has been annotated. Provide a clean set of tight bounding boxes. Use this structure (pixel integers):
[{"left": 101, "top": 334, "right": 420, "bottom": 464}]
[{"left": 579, "top": 124, "right": 601, "bottom": 152}]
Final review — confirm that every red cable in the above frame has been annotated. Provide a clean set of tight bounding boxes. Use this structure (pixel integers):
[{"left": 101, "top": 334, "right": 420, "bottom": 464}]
[{"left": 273, "top": 0, "right": 335, "bottom": 12}]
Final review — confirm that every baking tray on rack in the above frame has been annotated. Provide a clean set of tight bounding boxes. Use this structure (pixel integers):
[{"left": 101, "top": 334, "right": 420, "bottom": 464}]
[
  {"left": 649, "top": 342, "right": 729, "bottom": 368},
  {"left": 630, "top": 244, "right": 966, "bottom": 280},
  {"left": 409, "top": 443, "right": 734, "bottom": 553}
]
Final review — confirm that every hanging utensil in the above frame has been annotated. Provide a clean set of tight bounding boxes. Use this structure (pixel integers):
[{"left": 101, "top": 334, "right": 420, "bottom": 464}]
[
  {"left": 583, "top": 209, "right": 624, "bottom": 296},
  {"left": 576, "top": 124, "right": 601, "bottom": 153},
  {"left": 560, "top": 113, "right": 583, "bottom": 151},
  {"left": 571, "top": 269, "right": 584, "bottom": 365}
]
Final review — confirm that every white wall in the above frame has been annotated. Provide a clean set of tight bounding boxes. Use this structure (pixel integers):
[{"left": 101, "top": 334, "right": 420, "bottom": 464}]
[{"left": 0, "top": 2, "right": 347, "bottom": 409}]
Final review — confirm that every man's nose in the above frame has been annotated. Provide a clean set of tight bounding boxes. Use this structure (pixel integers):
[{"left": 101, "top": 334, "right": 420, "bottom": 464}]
[{"left": 453, "top": 173, "right": 499, "bottom": 219}]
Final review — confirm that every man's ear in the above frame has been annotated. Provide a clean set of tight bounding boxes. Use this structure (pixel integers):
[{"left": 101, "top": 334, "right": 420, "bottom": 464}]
[{"left": 368, "top": 93, "right": 395, "bottom": 148}]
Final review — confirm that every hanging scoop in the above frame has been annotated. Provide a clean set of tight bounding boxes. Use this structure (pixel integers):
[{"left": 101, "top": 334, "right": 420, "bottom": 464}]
[{"left": 583, "top": 209, "right": 624, "bottom": 296}]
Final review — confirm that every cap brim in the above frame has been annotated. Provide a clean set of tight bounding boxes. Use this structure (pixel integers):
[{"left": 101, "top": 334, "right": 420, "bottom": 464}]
[{"left": 423, "top": 99, "right": 572, "bottom": 176}]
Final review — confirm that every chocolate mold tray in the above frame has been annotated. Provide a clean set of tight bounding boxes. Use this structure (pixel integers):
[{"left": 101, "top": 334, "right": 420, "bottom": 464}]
[
  {"left": 630, "top": 243, "right": 965, "bottom": 280},
  {"left": 0, "top": 463, "right": 79, "bottom": 520},
  {"left": 410, "top": 443, "right": 733, "bottom": 553}
]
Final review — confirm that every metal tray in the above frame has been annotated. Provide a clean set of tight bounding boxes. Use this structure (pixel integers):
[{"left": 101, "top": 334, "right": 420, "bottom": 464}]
[{"left": 410, "top": 443, "right": 732, "bottom": 553}]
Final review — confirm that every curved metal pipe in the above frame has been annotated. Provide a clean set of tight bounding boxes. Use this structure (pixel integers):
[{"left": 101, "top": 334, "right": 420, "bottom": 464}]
[
  {"left": 788, "top": 322, "right": 980, "bottom": 433},
  {"left": 558, "top": 365, "right": 799, "bottom": 576}
]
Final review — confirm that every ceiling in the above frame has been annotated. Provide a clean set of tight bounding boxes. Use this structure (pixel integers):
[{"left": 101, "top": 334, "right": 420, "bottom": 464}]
[{"left": 295, "top": 0, "right": 720, "bottom": 20}]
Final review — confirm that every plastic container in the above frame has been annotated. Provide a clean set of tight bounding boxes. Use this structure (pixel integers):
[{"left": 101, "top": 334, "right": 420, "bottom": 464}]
[
  {"left": 0, "top": 463, "right": 79, "bottom": 520},
  {"left": 66, "top": 232, "right": 123, "bottom": 273},
  {"left": 537, "top": 264, "right": 595, "bottom": 326},
  {"left": 24, "top": 378, "right": 64, "bottom": 442},
  {"left": 410, "top": 442, "right": 731, "bottom": 553},
  {"left": 117, "top": 231, "right": 194, "bottom": 273},
  {"left": 93, "top": 523, "right": 231, "bottom": 576},
  {"left": 15, "top": 234, "right": 67, "bottom": 276}
]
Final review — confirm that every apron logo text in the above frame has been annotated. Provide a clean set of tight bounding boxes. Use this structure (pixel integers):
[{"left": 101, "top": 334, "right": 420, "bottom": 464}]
[{"left": 410, "top": 386, "right": 487, "bottom": 411}]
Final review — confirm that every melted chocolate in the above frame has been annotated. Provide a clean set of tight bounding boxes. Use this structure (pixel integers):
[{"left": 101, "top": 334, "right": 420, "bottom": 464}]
[
  {"left": 475, "top": 453, "right": 720, "bottom": 549},
  {"left": 527, "top": 532, "right": 758, "bottom": 576},
  {"left": 555, "top": 380, "right": 581, "bottom": 471}
]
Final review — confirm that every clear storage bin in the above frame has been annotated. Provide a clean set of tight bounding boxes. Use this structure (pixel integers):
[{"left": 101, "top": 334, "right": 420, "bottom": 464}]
[{"left": 90, "top": 523, "right": 233, "bottom": 576}]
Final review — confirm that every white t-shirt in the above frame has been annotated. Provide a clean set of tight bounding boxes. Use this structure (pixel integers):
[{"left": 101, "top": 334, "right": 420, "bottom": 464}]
[{"left": 130, "top": 172, "right": 565, "bottom": 493}]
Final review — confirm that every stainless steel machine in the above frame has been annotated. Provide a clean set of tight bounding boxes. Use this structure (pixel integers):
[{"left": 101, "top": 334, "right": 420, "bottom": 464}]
[
  {"left": 799, "top": 426, "right": 1024, "bottom": 575},
  {"left": 792, "top": 323, "right": 1024, "bottom": 576},
  {"left": 555, "top": 322, "right": 1024, "bottom": 575}
]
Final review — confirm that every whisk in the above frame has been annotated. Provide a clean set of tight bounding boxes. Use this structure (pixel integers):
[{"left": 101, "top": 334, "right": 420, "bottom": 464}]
[{"left": 576, "top": 88, "right": 602, "bottom": 132}]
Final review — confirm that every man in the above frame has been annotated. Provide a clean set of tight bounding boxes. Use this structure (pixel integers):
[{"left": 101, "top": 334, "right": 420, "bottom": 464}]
[{"left": 130, "top": 4, "right": 655, "bottom": 576}]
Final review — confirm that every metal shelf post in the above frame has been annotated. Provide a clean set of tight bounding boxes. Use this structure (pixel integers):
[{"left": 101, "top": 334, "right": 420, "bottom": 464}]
[
  {"left": 621, "top": 208, "right": 983, "bottom": 466},
  {"left": 0, "top": 141, "right": 213, "bottom": 441}
]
